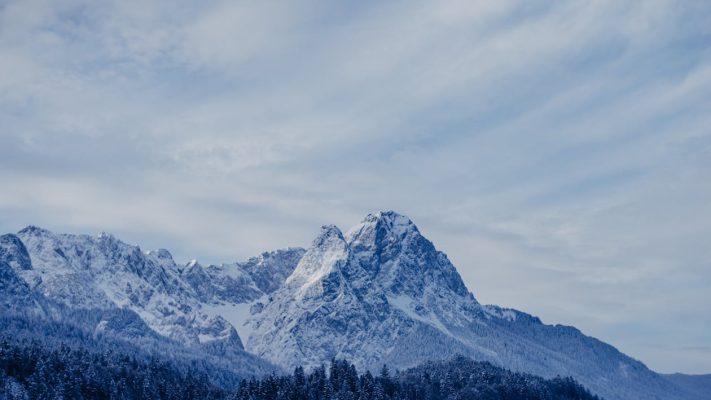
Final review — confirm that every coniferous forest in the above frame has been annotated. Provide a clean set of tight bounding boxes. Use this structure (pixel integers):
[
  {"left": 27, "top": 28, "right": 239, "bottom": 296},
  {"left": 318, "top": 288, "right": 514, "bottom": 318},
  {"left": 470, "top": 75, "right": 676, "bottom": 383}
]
[{"left": 1, "top": 338, "right": 599, "bottom": 400}]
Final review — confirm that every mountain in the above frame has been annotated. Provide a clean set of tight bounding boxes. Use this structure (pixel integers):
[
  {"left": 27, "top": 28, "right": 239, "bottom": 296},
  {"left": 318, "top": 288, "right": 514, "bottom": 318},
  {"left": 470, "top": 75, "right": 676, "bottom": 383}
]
[
  {"left": 247, "top": 211, "right": 696, "bottom": 400},
  {"left": 0, "top": 234, "right": 286, "bottom": 382},
  {"left": 10, "top": 226, "right": 235, "bottom": 345},
  {"left": 0, "top": 227, "right": 301, "bottom": 380},
  {"left": 0, "top": 212, "right": 705, "bottom": 400},
  {"left": 0, "top": 259, "right": 46, "bottom": 316},
  {"left": 664, "top": 373, "right": 711, "bottom": 400},
  {"left": 3, "top": 227, "right": 303, "bottom": 348}
]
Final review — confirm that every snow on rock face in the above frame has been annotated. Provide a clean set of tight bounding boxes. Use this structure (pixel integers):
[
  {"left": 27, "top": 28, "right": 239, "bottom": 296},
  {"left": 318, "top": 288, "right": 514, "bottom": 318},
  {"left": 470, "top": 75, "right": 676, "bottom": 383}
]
[
  {"left": 345, "top": 211, "right": 476, "bottom": 318},
  {"left": 249, "top": 214, "right": 482, "bottom": 370},
  {"left": 248, "top": 211, "right": 686, "bottom": 400},
  {"left": 182, "top": 246, "right": 305, "bottom": 307},
  {"left": 0, "top": 260, "right": 46, "bottom": 315},
  {"left": 285, "top": 225, "right": 349, "bottom": 294},
  {"left": 240, "top": 248, "right": 306, "bottom": 294},
  {"left": 248, "top": 224, "right": 412, "bottom": 368},
  {"left": 145, "top": 248, "right": 176, "bottom": 270},
  {"left": 182, "top": 261, "right": 261, "bottom": 305},
  {"left": 1, "top": 214, "right": 691, "bottom": 400},
  {"left": 94, "top": 308, "right": 161, "bottom": 340},
  {"left": 12, "top": 226, "right": 244, "bottom": 348},
  {"left": 6, "top": 225, "right": 305, "bottom": 350},
  {"left": 0, "top": 234, "right": 32, "bottom": 271}
]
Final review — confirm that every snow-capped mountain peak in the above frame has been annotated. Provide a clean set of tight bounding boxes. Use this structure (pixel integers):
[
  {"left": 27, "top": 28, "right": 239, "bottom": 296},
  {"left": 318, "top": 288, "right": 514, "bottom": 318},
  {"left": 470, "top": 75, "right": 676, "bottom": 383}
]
[
  {"left": 146, "top": 248, "right": 173, "bottom": 260},
  {"left": 245, "top": 211, "right": 688, "bottom": 400},
  {"left": 249, "top": 212, "right": 482, "bottom": 370},
  {"left": 345, "top": 210, "right": 420, "bottom": 246},
  {"left": 285, "top": 225, "right": 349, "bottom": 297},
  {"left": 17, "top": 225, "right": 51, "bottom": 237},
  {"left": 345, "top": 211, "right": 470, "bottom": 300},
  {"left": 1, "top": 215, "right": 696, "bottom": 400},
  {"left": 97, "top": 231, "right": 116, "bottom": 240}
]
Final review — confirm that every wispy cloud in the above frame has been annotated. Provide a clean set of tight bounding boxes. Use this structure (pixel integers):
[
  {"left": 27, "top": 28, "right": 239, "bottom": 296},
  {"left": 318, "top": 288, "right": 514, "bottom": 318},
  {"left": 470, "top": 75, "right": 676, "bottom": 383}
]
[{"left": 1, "top": 0, "right": 710, "bottom": 373}]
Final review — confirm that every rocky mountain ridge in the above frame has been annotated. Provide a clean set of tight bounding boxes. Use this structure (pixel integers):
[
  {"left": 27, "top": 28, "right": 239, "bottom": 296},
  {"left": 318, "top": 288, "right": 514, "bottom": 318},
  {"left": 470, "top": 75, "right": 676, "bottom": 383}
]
[
  {"left": 1, "top": 226, "right": 304, "bottom": 348},
  {"left": 0, "top": 212, "right": 704, "bottom": 400}
]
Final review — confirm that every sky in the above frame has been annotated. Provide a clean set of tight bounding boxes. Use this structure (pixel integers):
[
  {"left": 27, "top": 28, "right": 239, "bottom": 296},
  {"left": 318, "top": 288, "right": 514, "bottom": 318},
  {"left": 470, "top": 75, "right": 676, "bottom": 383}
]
[{"left": 1, "top": 0, "right": 710, "bottom": 374}]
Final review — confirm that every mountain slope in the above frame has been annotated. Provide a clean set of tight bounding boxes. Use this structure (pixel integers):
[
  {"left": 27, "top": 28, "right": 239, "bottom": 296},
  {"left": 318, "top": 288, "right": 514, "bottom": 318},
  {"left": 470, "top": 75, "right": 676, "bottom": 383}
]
[
  {"left": 664, "top": 373, "right": 711, "bottom": 400},
  {"left": 1, "top": 213, "right": 703, "bottom": 400},
  {"left": 0, "top": 259, "right": 47, "bottom": 316},
  {"left": 0, "top": 233, "right": 282, "bottom": 380},
  {"left": 5, "top": 226, "right": 304, "bottom": 349},
  {"left": 247, "top": 211, "right": 696, "bottom": 400},
  {"left": 12, "top": 226, "right": 241, "bottom": 346}
]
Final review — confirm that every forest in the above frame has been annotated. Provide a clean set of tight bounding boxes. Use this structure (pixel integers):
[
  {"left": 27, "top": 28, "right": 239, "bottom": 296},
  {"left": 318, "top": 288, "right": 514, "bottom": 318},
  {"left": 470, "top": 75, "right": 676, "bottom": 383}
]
[{"left": 1, "top": 338, "right": 599, "bottom": 400}]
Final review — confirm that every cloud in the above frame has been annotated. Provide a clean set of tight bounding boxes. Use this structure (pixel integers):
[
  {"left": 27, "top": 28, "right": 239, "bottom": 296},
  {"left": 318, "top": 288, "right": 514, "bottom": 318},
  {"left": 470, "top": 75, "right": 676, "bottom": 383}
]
[{"left": 0, "top": 0, "right": 710, "bottom": 373}]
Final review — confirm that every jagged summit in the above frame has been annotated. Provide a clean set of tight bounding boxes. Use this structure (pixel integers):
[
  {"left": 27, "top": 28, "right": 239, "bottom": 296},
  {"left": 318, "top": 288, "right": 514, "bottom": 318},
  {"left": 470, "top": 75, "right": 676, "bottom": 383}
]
[
  {"left": 249, "top": 211, "right": 482, "bottom": 370},
  {"left": 344, "top": 211, "right": 470, "bottom": 299},
  {"left": 313, "top": 224, "right": 345, "bottom": 245},
  {"left": 147, "top": 248, "right": 173, "bottom": 260},
  {"left": 346, "top": 211, "right": 419, "bottom": 243},
  {"left": 97, "top": 231, "right": 117, "bottom": 240},
  {"left": 362, "top": 210, "right": 418, "bottom": 229},
  {"left": 284, "top": 225, "right": 348, "bottom": 295},
  {"left": 365, "top": 210, "right": 418, "bottom": 229},
  {"left": 18, "top": 225, "right": 52, "bottom": 236}
]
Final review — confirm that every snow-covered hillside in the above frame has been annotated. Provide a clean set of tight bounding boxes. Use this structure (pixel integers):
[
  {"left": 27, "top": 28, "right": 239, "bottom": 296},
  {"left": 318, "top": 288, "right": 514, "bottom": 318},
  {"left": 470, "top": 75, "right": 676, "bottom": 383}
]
[
  {"left": 0, "top": 213, "right": 704, "bottom": 400},
  {"left": 1, "top": 227, "right": 303, "bottom": 349},
  {"left": 246, "top": 211, "right": 695, "bottom": 400}
]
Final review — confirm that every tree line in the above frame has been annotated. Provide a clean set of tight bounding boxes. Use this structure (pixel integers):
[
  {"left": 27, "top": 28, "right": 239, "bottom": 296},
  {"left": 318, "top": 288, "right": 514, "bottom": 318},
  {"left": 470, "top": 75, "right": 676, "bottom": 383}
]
[{"left": 1, "top": 339, "right": 599, "bottom": 400}]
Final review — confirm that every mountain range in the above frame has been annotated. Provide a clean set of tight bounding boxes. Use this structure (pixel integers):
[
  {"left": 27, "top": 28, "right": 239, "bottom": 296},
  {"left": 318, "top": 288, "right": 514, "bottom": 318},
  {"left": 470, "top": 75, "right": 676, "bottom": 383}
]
[{"left": 0, "top": 211, "right": 706, "bottom": 399}]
